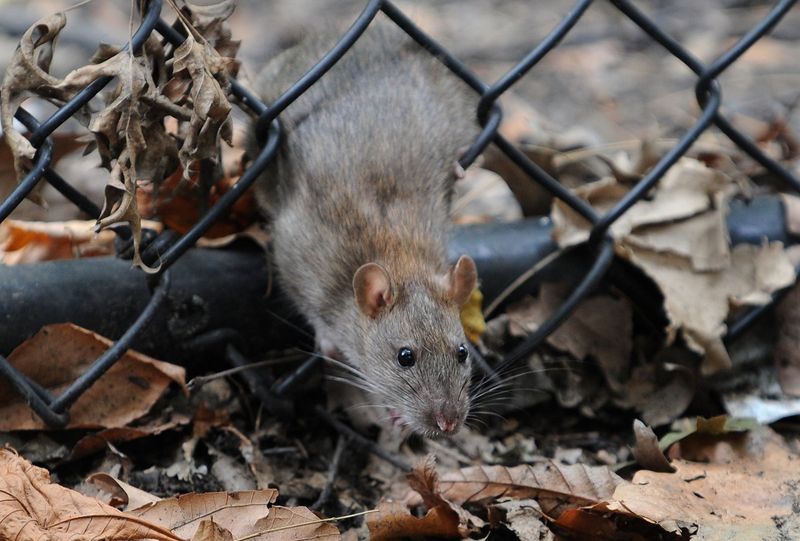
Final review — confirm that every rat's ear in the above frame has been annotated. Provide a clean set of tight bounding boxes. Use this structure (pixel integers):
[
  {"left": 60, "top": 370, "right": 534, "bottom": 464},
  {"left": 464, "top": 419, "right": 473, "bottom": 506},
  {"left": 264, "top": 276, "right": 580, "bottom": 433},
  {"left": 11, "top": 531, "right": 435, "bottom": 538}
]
[
  {"left": 447, "top": 255, "right": 477, "bottom": 306},
  {"left": 353, "top": 262, "right": 395, "bottom": 318}
]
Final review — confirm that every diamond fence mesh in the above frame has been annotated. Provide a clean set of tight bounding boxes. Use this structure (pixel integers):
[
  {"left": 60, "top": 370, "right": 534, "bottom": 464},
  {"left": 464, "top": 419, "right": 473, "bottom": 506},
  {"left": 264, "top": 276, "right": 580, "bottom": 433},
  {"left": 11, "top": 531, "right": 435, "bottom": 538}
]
[{"left": 0, "top": 0, "right": 798, "bottom": 427}]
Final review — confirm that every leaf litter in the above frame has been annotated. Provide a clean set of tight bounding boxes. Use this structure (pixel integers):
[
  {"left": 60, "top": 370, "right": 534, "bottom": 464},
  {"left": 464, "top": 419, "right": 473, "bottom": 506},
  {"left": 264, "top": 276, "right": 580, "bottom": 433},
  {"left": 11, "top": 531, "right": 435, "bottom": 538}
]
[{"left": 0, "top": 1, "right": 240, "bottom": 269}]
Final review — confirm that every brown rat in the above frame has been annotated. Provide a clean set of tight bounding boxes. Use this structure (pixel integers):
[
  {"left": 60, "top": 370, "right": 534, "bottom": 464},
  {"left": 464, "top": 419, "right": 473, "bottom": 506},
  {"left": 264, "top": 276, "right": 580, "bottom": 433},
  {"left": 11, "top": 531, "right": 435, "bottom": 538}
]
[{"left": 252, "top": 19, "right": 481, "bottom": 438}]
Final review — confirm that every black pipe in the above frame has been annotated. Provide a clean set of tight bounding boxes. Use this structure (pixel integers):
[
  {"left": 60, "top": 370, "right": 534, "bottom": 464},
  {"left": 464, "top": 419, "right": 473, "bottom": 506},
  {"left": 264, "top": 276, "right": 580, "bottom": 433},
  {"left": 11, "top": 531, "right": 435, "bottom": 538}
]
[{"left": 0, "top": 195, "right": 793, "bottom": 360}]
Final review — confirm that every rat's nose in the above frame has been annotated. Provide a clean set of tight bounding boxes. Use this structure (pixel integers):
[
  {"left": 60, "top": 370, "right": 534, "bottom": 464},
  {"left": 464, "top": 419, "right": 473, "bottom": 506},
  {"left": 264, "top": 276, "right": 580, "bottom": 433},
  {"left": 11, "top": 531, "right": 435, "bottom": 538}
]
[{"left": 434, "top": 411, "right": 458, "bottom": 434}]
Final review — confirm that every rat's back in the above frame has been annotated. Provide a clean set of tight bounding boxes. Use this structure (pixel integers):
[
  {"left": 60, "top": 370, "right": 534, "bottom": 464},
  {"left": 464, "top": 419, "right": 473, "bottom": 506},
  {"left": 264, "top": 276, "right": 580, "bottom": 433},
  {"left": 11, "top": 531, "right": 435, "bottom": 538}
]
[{"left": 253, "top": 17, "right": 479, "bottom": 323}]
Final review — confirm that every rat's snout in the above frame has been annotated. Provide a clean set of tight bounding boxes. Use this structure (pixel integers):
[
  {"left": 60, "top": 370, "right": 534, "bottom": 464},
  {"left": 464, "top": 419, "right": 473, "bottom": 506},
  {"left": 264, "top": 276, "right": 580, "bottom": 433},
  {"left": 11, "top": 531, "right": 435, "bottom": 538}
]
[{"left": 432, "top": 404, "right": 461, "bottom": 435}]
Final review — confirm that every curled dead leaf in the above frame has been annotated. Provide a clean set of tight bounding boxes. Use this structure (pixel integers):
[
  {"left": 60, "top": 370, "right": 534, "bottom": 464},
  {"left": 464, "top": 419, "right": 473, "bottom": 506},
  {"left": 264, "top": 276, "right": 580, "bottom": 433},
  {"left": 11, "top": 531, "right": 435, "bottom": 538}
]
[
  {"left": 603, "top": 428, "right": 800, "bottom": 540},
  {"left": 169, "top": 34, "right": 235, "bottom": 178},
  {"left": 0, "top": 13, "right": 69, "bottom": 181},
  {"left": 0, "top": 449, "right": 180, "bottom": 541},
  {"left": 89, "top": 472, "right": 161, "bottom": 510},
  {"left": 367, "top": 501, "right": 459, "bottom": 541},
  {"left": 631, "top": 419, "right": 675, "bottom": 473},
  {"left": 437, "top": 462, "right": 626, "bottom": 519},
  {"left": 0, "top": 323, "right": 186, "bottom": 431}
]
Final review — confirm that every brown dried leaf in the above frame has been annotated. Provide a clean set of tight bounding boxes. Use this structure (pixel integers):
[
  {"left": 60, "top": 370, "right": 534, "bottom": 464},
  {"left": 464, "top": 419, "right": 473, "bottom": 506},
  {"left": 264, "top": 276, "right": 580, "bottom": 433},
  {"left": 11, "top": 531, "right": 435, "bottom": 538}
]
[
  {"left": 437, "top": 462, "right": 626, "bottom": 518},
  {"left": 169, "top": 34, "right": 234, "bottom": 177},
  {"left": 0, "top": 219, "right": 114, "bottom": 263},
  {"left": 0, "top": 13, "right": 69, "bottom": 181},
  {"left": 775, "top": 280, "right": 800, "bottom": 397},
  {"left": 250, "top": 506, "right": 341, "bottom": 541},
  {"left": 631, "top": 419, "right": 675, "bottom": 473},
  {"left": 0, "top": 218, "right": 163, "bottom": 265},
  {"left": 0, "top": 449, "right": 180, "bottom": 541},
  {"left": 367, "top": 501, "right": 459, "bottom": 541},
  {"left": 628, "top": 242, "right": 795, "bottom": 373},
  {"left": 488, "top": 499, "right": 554, "bottom": 541},
  {"left": 88, "top": 473, "right": 161, "bottom": 510},
  {"left": 552, "top": 158, "right": 795, "bottom": 373},
  {"left": 602, "top": 427, "right": 800, "bottom": 540},
  {"left": 553, "top": 506, "right": 679, "bottom": 540},
  {"left": 137, "top": 165, "right": 258, "bottom": 238},
  {"left": 619, "top": 357, "right": 695, "bottom": 427},
  {"left": 96, "top": 153, "right": 160, "bottom": 272},
  {"left": 183, "top": 1, "right": 241, "bottom": 65},
  {"left": 69, "top": 412, "right": 191, "bottom": 460},
  {"left": 507, "top": 286, "right": 632, "bottom": 392},
  {"left": 405, "top": 456, "right": 485, "bottom": 536},
  {"left": 553, "top": 158, "right": 728, "bottom": 265},
  {"left": 192, "top": 519, "right": 233, "bottom": 541},
  {"left": 131, "top": 490, "right": 275, "bottom": 536},
  {"left": 129, "top": 490, "right": 340, "bottom": 541},
  {"left": 0, "top": 323, "right": 186, "bottom": 430}
]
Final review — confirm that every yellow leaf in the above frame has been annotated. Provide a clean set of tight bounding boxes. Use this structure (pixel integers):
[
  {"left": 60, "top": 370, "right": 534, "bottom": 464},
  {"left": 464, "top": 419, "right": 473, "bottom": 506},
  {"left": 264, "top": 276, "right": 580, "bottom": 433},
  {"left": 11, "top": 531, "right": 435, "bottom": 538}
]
[{"left": 460, "top": 288, "right": 486, "bottom": 343}]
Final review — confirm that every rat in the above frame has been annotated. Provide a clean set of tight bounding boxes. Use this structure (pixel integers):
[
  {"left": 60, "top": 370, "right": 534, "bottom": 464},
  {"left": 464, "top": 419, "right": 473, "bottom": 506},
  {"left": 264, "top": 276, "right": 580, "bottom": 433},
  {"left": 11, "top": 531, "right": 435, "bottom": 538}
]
[{"left": 251, "top": 19, "right": 481, "bottom": 438}]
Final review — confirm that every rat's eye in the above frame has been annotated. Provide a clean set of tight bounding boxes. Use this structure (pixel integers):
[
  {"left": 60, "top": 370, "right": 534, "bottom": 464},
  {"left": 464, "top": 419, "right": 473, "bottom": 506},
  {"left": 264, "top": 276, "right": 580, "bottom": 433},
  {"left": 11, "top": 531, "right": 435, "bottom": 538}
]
[
  {"left": 457, "top": 344, "right": 468, "bottom": 363},
  {"left": 397, "top": 347, "right": 415, "bottom": 367}
]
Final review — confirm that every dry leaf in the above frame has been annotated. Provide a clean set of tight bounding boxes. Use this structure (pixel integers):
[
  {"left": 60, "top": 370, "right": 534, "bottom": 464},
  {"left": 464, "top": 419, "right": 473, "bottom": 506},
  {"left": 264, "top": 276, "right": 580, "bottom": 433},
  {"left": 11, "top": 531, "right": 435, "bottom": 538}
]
[
  {"left": 0, "top": 218, "right": 162, "bottom": 264},
  {"left": 250, "top": 506, "right": 341, "bottom": 541},
  {"left": 551, "top": 157, "right": 796, "bottom": 374},
  {"left": 192, "top": 519, "right": 233, "bottom": 541},
  {"left": 618, "top": 355, "right": 695, "bottom": 427},
  {"left": 69, "top": 411, "right": 192, "bottom": 460},
  {"left": 0, "top": 323, "right": 186, "bottom": 430},
  {"left": 0, "top": 13, "right": 70, "bottom": 181},
  {"left": 168, "top": 34, "right": 234, "bottom": 177},
  {"left": 628, "top": 242, "right": 795, "bottom": 373},
  {"left": 602, "top": 427, "right": 800, "bottom": 540},
  {"left": 0, "top": 449, "right": 180, "bottom": 541},
  {"left": 130, "top": 490, "right": 339, "bottom": 541},
  {"left": 89, "top": 472, "right": 161, "bottom": 510},
  {"left": 460, "top": 288, "right": 486, "bottom": 344},
  {"left": 131, "top": 490, "right": 276, "bottom": 537},
  {"left": 553, "top": 158, "right": 728, "bottom": 252},
  {"left": 668, "top": 416, "right": 760, "bottom": 463},
  {"left": 437, "top": 462, "right": 626, "bottom": 518},
  {"left": 367, "top": 501, "right": 459, "bottom": 541},
  {"left": 488, "top": 499, "right": 555, "bottom": 541},
  {"left": 775, "top": 281, "right": 800, "bottom": 396},
  {"left": 406, "top": 455, "right": 484, "bottom": 536},
  {"left": 631, "top": 419, "right": 675, "bottom": 473},
  {"left": 0, "top": 9, "right": 240, "bottom": 269},
  {"left": 183, "top": 0, "right": 241, "bottom": 61},
  {"left": 137, "top": 165, "right": 257, "bottom": 238},
  {"left": 508, "top": 286, "right": 632, "bottom": 391}
]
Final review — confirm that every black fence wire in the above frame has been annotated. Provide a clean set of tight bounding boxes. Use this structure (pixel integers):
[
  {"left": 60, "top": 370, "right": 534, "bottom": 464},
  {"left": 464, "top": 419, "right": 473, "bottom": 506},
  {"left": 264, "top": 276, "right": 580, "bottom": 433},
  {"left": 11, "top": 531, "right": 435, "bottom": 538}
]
[{"left": 1, "top": 0, "right": 799, "bottom": 433}]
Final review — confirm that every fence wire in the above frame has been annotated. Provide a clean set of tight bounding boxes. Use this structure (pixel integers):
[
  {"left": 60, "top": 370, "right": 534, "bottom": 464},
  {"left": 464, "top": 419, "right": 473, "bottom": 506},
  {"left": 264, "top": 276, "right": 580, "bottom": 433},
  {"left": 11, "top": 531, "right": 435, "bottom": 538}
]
[{"left": 0, "top": 0, "right": 798, "bottom": 427}]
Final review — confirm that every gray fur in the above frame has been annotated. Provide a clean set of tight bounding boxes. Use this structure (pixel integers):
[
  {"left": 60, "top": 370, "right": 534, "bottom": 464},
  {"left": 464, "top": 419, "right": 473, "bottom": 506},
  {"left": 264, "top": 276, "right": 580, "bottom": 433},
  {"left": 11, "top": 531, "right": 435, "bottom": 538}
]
[{"left": 251, "top": 18, "right": 480, "bottom": 437}]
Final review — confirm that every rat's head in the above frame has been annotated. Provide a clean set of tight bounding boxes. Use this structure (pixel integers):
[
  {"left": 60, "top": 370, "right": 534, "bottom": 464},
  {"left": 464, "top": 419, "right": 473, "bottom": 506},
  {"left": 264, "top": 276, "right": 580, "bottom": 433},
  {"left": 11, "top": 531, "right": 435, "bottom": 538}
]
[{"left": 350, "top": 255, "right": 477, "bottom": 438}]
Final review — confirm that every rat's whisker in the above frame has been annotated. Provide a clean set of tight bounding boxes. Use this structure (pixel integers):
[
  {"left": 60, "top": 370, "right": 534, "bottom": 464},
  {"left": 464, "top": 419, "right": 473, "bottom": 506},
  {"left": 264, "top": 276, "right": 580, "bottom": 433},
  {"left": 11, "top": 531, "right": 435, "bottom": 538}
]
[
  {"left": 319, "top": 356, "right": 369, "bottom": 379},
  {"left": 323, "top": 375, "right": 378, "bottom": 394},
  {"left": 261, "top": 309, "right": 315, "bottom": 340}
]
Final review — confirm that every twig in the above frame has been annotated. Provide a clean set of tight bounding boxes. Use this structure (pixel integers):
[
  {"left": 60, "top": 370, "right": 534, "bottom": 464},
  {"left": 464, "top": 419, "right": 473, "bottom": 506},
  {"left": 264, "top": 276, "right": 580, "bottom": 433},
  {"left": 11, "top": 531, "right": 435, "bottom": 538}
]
[
  {"left": 311, "top": 435, "right": 348, "bottom": 511},
  {"left": 234, "top": 509, "right": 377, "bottom": 541},
  {"left": 482, "top": 245, "right": 569, "bottom": 317},
  {"left": 314, "top": 405, "right": 411, "bottom": 473},
  {"left": 140, "top": 94, "right": 193, "bottom": 120},
  {"left": 187, "top": 352, "right": 305, "bottom": 389},
  {"left": 425, "top": 438, "right": 473, "bottom": 465}
]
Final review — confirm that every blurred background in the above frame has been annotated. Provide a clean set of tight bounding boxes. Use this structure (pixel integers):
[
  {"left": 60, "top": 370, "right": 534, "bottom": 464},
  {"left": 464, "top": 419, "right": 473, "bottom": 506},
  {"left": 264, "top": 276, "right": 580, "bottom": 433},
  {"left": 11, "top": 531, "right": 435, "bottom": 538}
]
[{"left": 1, "top": 0, "right": 799, "bottom": 219}]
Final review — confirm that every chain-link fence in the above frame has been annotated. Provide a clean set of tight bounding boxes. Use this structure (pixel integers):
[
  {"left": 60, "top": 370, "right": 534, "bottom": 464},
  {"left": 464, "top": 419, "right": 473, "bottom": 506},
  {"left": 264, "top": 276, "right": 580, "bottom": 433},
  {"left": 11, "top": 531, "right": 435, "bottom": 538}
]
[{"left": 1, "top": 0, "right": 798, "bottom": 428}]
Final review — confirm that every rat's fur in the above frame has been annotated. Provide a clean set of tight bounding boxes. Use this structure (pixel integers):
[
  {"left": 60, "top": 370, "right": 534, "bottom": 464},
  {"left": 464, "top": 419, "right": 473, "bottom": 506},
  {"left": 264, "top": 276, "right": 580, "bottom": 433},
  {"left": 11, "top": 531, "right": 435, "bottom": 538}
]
[{"left": 252, "top": 18, "right": 480, "bottom": 437}]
